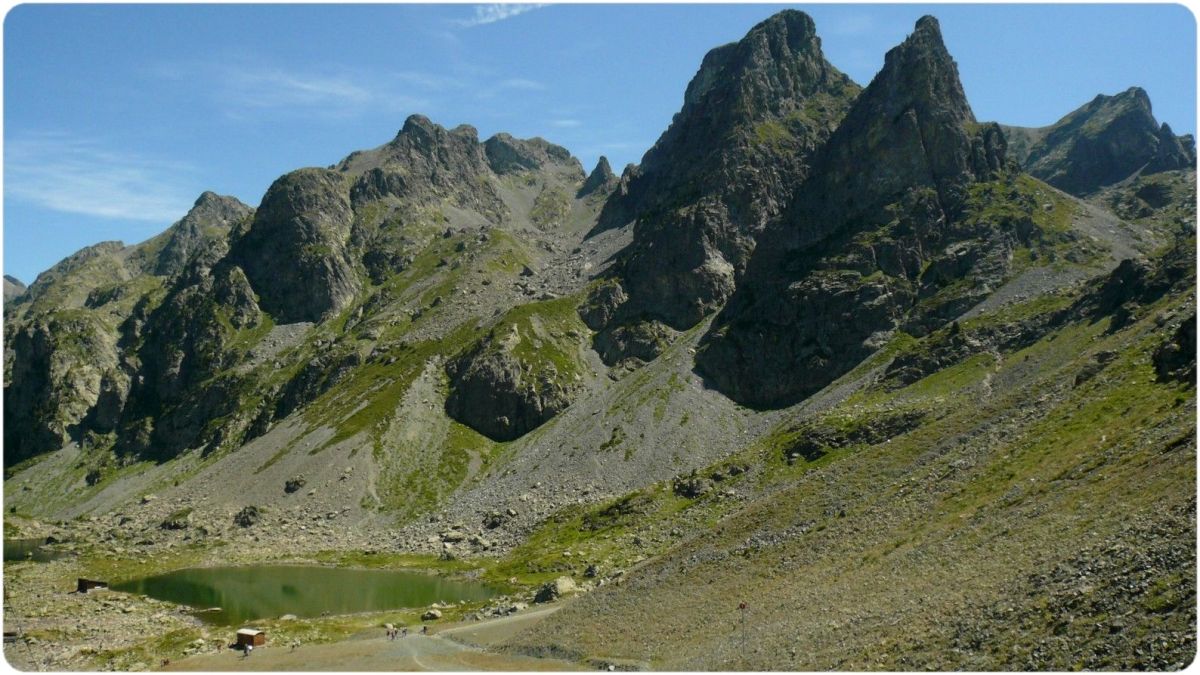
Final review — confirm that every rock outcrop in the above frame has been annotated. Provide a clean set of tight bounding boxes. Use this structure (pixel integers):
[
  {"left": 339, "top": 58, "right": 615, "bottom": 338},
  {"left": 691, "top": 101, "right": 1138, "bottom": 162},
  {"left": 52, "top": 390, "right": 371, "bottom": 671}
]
[
  {"left": 4, "top": 312, "right": 121, "bottom": 464},
  {"left": 232, "top": 168, "right": 359, "bottom": 324},
  {"left": 150, "top": 192, "right": 253, "bottom": 278},
  {"left": 339, "top": 115, "right": 508, "bottom": 222},
  {"left": 577, "top": 156, "right": 617, "bottom": 198},
  {"left": 1003, "top": 87, "right": 1196, "bottom": 196},
  {"left": 696, "top": 16, "right": 1011, "bottom": 408},
  {"left": 3, "top": 275, "right": 26, "bottom": 302},
  {"left": 445, "top": 300, "right": 591, "bottom": 441},
  {"left": 484, "top": 133, "right": 583, "bottom": 180},
  {"left": 445, "top": 341, "right": 578, "bottom": 442}
]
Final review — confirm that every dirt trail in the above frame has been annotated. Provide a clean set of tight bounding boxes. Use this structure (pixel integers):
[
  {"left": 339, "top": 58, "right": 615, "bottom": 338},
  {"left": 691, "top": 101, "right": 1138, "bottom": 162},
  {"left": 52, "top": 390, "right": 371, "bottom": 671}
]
[{"left": 164, "top": 607, "right": 581, "bottom": 672}]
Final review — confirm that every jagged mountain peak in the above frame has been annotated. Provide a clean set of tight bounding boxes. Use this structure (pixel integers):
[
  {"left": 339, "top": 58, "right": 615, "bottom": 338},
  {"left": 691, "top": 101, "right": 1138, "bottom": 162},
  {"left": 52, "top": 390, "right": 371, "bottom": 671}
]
[
  {"left": 865, "top": 14, "right": 973, "bottom": 126},
  {"left": 584, "top": 9, "right": 861, "bottom": 348},
  {"left": 679, "top": 9, "right": 821, "bottom": 111},
  {"left": 3, "top": 274, "right": 27, "bottom": 303},
  {"left": 654, "top": 9, "right": 849, "bottom": 164},
  {"left": 780, "top": 13, "right": 1000, "bottom": 249},
  {"left": 694, "top": 13, "right": 1010, "bottom": 408},
  {"left": 913, "top": 14, "right": 940, "bottom": 32},
  {"left": 180, "top": 191, "right": 251, "bottom": 225},
  {"left": 592, "top": 155, "right": 612, "bottom": 177},
  {"left": 1006, "top": 85, "right": 1195, "bottom": 195},
  {"left": 1102, "top": 86, "right": 1151, "bottom": 108},
  {"left": 394, "top": 113, "right": 478, "bottom": 142},
  {"left": 151, "top": 191, "right": 253, "bottom": 278},
  {"left": 577, "top": 156, "right": 617, "bottom": 198}
]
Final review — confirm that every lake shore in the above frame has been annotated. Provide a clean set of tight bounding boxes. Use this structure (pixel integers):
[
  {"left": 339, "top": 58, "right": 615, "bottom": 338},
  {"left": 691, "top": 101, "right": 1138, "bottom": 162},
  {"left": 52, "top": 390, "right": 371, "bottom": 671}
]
[{"left": 1, "top": 521, "right": 583, "bottom": 671}]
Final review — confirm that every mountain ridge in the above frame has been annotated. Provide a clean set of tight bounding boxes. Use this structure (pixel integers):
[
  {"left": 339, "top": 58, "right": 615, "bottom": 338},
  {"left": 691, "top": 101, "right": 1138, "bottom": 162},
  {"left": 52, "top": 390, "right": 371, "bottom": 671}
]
[{"left": 2, "top": 9, "right": 1194, "bottom": 671}]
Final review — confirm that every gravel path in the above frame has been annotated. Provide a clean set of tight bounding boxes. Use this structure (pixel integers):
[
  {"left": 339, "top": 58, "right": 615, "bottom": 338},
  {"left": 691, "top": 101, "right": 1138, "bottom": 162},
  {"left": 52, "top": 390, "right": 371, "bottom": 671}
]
[{"left": 163, "top": 611, "right": 580, "bottom": 671}]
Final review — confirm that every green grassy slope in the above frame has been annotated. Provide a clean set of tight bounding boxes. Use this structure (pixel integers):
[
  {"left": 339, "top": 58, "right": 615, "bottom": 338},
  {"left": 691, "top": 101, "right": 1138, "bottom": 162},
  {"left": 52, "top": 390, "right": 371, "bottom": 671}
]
[{"left": 503, "top": 252, "right": 1196, "bottom": 670}]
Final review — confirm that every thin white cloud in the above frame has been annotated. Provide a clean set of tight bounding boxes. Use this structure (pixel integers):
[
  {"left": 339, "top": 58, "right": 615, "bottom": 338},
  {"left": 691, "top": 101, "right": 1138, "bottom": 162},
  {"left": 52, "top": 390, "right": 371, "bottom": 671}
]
[
  {"left": 455, "top": 4, "right": 546, "bottom": 28},
  {"left": 217, "top": 66, "right": 430, "bottom": 118},
  {"left": 148, "top": 61, "right": 436, "bottom": 119},
  {"left": 477, "top": 77, "right": 547, "bottom": 100},
  {"left": 7, "top": 133, "right": 198, "bottom": 223},
  {"left": 497, "top": 78, "right": 545, "bottom": 91},
  {"left": 226, "top": 68, "right": 374, "bottom": 107},
  {"left": 550, "top": 119, "right": 582, "bottom": 128}
]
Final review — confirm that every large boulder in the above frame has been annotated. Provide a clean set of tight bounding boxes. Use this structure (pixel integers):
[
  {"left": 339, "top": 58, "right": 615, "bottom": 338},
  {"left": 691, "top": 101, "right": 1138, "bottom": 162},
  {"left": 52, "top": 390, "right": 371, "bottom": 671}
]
[{"left": 534, "top": 576, "right": 578, "bottom": 603}]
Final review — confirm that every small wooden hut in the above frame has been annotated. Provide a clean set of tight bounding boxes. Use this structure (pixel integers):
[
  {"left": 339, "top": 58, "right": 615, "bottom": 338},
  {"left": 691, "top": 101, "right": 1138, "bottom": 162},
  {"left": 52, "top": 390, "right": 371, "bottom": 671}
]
[{"left": 236, "top": 628, "right": 265, "bottom": 648}]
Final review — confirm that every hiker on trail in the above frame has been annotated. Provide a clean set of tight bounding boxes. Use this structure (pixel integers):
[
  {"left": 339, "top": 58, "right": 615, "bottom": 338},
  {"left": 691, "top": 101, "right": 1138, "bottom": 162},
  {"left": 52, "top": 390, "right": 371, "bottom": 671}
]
[
  {"left": 244, "top": 644, "right": 253, "bottom": 658},
  {"left": 401, "top": 627, "right": 408, "bottom": 638},
  {"left": 421, "top": 626, "right": 428, "bottom": 636}
]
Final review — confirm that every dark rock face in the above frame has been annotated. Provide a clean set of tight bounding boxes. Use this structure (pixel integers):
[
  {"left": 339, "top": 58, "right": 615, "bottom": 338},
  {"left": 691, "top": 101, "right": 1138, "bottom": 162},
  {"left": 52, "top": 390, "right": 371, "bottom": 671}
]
[
  {"left": 2, "top": 191, "right": 258, "bottom": 465},
  {"left": 115, "top": 262, "right": 265, "bottom": 460},
  {"left": 586, "top": 10, "right": 861, "bottom": 363},
  {"left": 779, "top": 15, "right": 1004, "bottom": 247},
  {"left": 1155, "top": 313, "right": 1196, "bottom": 384},
  {"left": 1075, "top": 235, "right": 1194, "bottom": 329},
  {"left": 232, "top": 168, "right": 359, "bottom": 324},
  {"left": 1006, "top": 87, "right": 1196, "bottom": 196},
  {"left": 153, "top": 192, "right": 253, "bottom": 277},
  {"left": 3, "top": 313, "right": 120, "bottom": 464},
  {"left": 696, "top": 16, "right": 1009, "bottom": 408},
  {"left": 273, "top": 350, "right": 363, "bottom": 421},
  {"left": 136, "top": 266, "right": 261, "bottom": 407}
]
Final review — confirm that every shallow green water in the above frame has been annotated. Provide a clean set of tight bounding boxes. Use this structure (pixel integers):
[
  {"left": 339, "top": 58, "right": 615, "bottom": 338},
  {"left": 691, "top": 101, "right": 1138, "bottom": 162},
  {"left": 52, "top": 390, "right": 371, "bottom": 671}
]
[
  {"left": 111, "top": 565, "right": 499, "bottom": 625},
  {"left": 3, "top": 538, "right": 66, "bottom": 562}
]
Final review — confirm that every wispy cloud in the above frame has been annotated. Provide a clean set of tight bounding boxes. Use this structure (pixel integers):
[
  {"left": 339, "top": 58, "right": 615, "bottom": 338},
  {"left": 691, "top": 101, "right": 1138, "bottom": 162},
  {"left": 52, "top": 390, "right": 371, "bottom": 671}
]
[
  {"left": 497, "top": 78, "right": 545, "bottom": 91},
  {"left": 455, "top": 4, "right": 545, "bottom": 28},
  {"left": 149, "top": 61, "right": 437, "bottom": 119},
  {"left": 550, "top": 119, "right": 582, "bottom": 128},
  {"left": 7, "top": 133, "right": 198, "bottom": 223},
  {"left": 225, "top": 68, "right": 374, "bottom": 108},
  {"left": 477, "top": 77, "right": 547, "bottom": 100},
  {"left": 218, "top": 66, "right": 431, "bottom": 119}
]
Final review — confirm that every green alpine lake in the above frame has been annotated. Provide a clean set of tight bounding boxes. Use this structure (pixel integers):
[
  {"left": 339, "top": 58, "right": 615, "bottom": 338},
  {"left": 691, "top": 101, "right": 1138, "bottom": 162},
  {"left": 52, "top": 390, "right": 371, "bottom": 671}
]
[
  {"left": 111, "top": 565, "right": 499, "bottom": 625},
  {"left": 3, "top": 538, "right": 66, "bottom": 562}
]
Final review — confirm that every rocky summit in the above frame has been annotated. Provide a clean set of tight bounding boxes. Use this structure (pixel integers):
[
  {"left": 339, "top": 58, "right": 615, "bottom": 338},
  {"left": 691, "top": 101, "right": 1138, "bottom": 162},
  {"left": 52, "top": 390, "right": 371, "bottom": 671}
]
[
  {"left": 1003, "top": 86, "right": 1197, "bottom": 196},
  {"left": 3, "top": 10, "right": 1195, "bottom": 673}
]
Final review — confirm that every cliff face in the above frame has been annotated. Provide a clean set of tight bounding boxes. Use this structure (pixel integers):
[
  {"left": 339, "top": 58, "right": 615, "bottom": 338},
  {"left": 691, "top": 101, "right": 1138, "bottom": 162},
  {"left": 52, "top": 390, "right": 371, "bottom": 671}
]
[
  {"left": 232, "top": 168, "right": 360, "bottom": 324},
  {"left": 695, "top": 16, "right": 1014, "bottom": 408},
  {"left": 583, "top": 10, "right": 861, "bottom": 364}
]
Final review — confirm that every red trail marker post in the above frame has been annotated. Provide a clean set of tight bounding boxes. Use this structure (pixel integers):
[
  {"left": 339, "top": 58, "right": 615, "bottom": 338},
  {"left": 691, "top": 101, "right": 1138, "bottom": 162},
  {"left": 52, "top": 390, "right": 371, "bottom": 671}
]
[{"left": 739, "top": 601, "right": 747, "bottom": 669}]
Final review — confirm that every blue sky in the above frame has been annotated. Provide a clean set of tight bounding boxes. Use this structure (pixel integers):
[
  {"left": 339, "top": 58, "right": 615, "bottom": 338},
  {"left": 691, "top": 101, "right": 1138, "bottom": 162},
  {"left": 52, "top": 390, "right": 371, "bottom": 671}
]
[{"left": 4, "top": 3, "right": 1196, "bottom": 284}]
